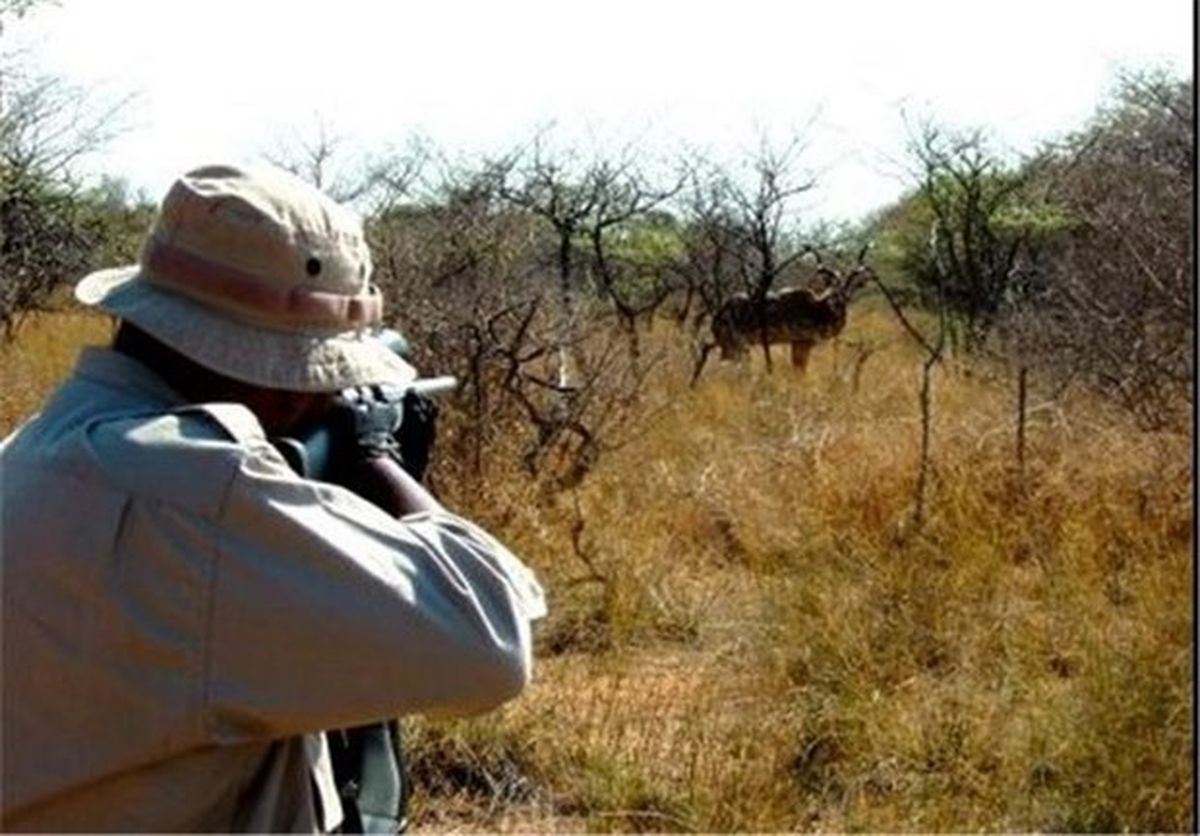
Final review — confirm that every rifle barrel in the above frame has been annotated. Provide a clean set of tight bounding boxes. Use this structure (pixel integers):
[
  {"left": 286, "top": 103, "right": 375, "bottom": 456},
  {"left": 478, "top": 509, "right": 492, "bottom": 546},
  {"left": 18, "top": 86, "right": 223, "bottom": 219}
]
[{"left": 408, "top": 376, "right": 458, "bottom": 397}]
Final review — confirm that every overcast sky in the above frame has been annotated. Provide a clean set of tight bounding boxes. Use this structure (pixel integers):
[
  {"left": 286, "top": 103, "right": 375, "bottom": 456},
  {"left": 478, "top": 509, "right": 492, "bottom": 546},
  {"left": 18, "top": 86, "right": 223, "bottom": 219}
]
[{"left": 7, "top": 0, "right": 1193, "bottom": 223}]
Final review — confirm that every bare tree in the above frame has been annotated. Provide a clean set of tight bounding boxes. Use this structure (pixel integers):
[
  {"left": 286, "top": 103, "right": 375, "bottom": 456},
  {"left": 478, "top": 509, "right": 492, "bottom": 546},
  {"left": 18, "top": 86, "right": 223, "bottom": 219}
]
[
  {"left": 581, "top": 158, "right": 682, "bottom": 372},
  {"left": 676, "top": 139, "right": 818, "bottom": 373},
  {"left": 261, "top": 116, "right": 428, "bottom": 212},
  {"left": 670, "top": 170, "right": 737, "bottom": 326},
  {"left": 262, "top": 116, "right": 360, "bottom": 200},
  {"left": 674, "top": 138, "right": 828, "bottom": 380},
  {"left": 871, "top": 225, "right": 951, "bottom": 533},
  {"left": 484, "top": 294, "right": 655, "bottom": 488},
  {"left": 364, "top": 152, "right": 534, "bottom": 477},
  {"left": 360, "top": 141, "right": 672, "bottom": 492},
  {"left": 495, "top": 135, "right": 606, "bottom": 389}
]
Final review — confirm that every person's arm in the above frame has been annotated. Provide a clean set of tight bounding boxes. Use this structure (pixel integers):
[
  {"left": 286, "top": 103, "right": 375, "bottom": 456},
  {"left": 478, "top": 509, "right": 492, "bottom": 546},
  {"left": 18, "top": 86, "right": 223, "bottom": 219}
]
[
  {"left": 201, "top": 436, "right": 546, "bottom": 744},
  {"left": 339, "top": 453, "right": 442, "bottom": 517}
]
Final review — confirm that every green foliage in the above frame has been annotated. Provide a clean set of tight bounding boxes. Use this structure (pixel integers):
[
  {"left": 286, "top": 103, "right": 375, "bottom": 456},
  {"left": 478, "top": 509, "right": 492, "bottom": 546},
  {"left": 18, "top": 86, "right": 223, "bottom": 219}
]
[
  {"left": 0, "top": 165, "right": 154, "bottom": 337},
  {"left": 1, "top": 28, "right": 134, "bottom": 336},
  {"left": 865, "top": 67, "right": 1192, "bottom": 429},
  {"left": 991, "top": 199, "right": 1075, "bottom": 239},
  {"left": 866, "top": 189, "right": 935, "bottom": 289},
  {"left": 868, "top": 127, "right": 1078, "bottom": 351},
  {"left": 76, "top": 176, "right": 156, "bottom": 267},
  {"left": 0, "top": 166, "right": 90, "bottom": 333},
  {"left": 608, "top": 218, "right": 685, "bottom": 268}
]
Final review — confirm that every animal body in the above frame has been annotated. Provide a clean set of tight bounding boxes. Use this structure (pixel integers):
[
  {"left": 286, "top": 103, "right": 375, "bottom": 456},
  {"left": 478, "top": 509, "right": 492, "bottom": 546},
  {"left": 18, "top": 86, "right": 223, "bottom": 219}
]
[{"left": 711, "top": 286, "right": 847, "bottom": 372}]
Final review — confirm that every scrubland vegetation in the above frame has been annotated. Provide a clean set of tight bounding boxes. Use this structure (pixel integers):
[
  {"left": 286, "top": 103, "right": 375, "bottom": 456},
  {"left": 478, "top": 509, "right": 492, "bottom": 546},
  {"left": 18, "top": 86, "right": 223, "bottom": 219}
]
[
  {"left": 414, "top": 302, "right": 1192, "bottom": 833},
  {"left": 1, "top": 1, "right": 1192, "bottom": 826}
]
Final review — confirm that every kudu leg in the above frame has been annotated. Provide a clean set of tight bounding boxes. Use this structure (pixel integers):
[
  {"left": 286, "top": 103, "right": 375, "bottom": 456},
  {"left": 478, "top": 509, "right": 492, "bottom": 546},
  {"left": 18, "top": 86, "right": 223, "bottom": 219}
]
[
  {"left": 790, "top": 339, "right": 815, "bottom": 373},
  {"left": 690, "top": 342, "right": 717, "bottom": 387}
]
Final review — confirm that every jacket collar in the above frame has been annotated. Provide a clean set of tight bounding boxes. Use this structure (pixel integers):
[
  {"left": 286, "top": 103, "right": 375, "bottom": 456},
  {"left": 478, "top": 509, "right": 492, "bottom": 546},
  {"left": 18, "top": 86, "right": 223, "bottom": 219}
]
[{"left": 73, "top": 347, "right": 189, "bottom": 408}]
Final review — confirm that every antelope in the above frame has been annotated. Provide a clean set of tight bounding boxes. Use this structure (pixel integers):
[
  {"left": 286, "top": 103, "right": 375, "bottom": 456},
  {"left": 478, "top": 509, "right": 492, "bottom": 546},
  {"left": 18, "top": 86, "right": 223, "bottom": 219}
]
[
  {"left": 711, "top": 285, "right": 847, "bottom": 372},
  {"left": 698, "top": 248, "right": 872, "bottom": 380}
]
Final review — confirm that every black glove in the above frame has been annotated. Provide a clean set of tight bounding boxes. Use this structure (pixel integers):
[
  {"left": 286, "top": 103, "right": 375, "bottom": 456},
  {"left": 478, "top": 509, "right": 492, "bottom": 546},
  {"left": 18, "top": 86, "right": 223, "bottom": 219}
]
[
  {"left": 395, "top": 390, "right": 438, "bottom": 483},
  {"left": 323, "top": 387, "right": 405, "bottom": 495}
]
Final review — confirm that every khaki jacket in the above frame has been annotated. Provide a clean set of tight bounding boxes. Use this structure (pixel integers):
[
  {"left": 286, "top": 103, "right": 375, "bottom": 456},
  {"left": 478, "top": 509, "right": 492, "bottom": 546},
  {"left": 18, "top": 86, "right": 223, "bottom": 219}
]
[{"left": 0, "top": 349, "right": 545, "bottom": 832}]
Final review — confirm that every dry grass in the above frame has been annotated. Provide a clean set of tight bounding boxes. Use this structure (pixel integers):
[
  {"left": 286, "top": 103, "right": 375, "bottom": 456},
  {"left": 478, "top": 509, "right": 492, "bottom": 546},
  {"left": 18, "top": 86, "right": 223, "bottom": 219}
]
[
  {"left": 0, "top": 307, "right": 116, "bottom": 432},
  {"left": 424, "top": 304, "right": 1193, "bottom": 833},
  {"left": 1, "top": 303, "right": 1192, "bottom": 832}
]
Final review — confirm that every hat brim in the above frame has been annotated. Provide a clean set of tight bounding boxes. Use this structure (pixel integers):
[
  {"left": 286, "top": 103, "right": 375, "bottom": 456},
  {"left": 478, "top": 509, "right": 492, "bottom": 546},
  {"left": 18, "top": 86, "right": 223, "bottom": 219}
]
[{"left": 76, "top": 267, "right": 418, "bottom": 393}]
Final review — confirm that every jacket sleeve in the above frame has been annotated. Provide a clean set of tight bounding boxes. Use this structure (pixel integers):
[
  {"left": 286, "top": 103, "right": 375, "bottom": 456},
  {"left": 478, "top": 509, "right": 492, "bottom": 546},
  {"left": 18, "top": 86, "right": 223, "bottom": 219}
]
[{"left": 202, "top": 430, "right": 546, "bottom": 744}]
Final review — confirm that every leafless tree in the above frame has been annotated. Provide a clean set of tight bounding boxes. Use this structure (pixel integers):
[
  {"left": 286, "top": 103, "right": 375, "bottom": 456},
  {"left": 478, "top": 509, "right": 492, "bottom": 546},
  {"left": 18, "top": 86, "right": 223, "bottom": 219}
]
[
  {"left": 484, "top": 294, "right": 656, "bottom": 488},
  {"left": 364, "top": 153, "right": 532, "bottom": 478},
  {"left": 262, "top": 116, "right": 428, "bottom": 213},
  {"left": 262, "top": 117, "right": 346, "bottom": 195},
  {"left": 871, "top": 225, "right": 951, "bottom": 533},
  {"left": 669, "top": 166, "right": 742, "bottom": 339},
  {"left": 360, "top": 144, "right": 659, "bottom": 491},
  {"left": 675, "top": 139, "right": 819, "bottom": 374},
  {"left": 494, "top": 135, "right": 607, "bottom": 389},
  {"left": 580, "top": 158, "right": 682, "bottom": 372}
]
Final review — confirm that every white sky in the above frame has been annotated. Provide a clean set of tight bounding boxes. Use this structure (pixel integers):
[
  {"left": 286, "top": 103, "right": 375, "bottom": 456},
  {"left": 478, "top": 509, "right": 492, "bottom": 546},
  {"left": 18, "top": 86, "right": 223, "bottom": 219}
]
[{"left": 7, "top": 0, "right": 1194, "bottom": 223}]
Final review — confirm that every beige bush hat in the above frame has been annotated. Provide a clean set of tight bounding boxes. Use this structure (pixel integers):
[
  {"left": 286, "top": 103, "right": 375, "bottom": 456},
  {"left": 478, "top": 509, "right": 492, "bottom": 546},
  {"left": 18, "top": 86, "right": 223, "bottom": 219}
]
[{"left": 75, "top": 163, "right": 416, "bottom": 392}]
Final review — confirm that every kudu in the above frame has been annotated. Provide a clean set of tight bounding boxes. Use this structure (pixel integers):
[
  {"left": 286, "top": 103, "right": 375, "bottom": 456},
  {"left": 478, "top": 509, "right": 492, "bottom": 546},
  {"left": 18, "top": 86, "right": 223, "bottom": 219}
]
[{"left": 701, "top": 251, "right": 872, "bottom": 379}]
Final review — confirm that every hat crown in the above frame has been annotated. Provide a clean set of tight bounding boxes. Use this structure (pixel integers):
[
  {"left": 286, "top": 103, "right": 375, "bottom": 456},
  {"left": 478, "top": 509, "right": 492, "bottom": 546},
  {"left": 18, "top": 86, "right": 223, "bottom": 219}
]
[{"left": 139, "top": 164, "right": 379, "bottom": 331}]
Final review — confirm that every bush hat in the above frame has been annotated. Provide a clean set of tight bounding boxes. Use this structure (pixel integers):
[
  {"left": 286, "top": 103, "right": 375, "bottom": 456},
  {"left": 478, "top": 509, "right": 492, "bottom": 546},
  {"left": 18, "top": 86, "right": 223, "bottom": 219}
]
[{"left": 75, "top": 163, "right": 416, "bottom": 392}]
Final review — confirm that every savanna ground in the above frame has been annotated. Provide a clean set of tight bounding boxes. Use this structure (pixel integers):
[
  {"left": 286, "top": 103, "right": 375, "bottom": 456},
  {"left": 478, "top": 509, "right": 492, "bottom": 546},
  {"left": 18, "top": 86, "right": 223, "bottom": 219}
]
[{"left": 0, "top": 300, "right": 1192, "bottom": 833}]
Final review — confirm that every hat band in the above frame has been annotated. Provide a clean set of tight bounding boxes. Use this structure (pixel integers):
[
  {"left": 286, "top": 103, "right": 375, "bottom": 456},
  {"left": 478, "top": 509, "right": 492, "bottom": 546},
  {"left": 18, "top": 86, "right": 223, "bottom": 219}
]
[{"left": 142, "top": 239, "right": 382, "bottom": 329}]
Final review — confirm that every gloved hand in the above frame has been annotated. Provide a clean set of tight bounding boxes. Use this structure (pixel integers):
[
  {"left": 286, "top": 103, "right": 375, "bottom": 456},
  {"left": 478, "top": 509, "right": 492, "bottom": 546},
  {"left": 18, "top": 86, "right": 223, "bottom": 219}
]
[
  {"left": 326, "top": 387, "right": 402, "bottom": 460},
  {"left": 324, "top": 388, "right": 404, "bottom": 506},
  {"left": 396, "top": 390, "right": 438, "bottom": 483},
  {"left": 323, "top": 387, "right": 441, "bottom": 518}
]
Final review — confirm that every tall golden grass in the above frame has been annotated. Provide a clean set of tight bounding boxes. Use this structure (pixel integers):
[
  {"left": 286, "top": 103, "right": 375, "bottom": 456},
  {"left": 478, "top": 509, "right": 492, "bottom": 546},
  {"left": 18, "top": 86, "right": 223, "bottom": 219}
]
[
  {"left": 1, "top": 304, "right": 1192, "bottom": 832},
  {"left": 0, "top": 309, "right": 115, "bottom": 431}
]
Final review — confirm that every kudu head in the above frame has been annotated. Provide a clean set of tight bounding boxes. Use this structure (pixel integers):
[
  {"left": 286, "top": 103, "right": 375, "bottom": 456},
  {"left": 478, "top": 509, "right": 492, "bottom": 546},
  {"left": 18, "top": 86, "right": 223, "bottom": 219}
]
[{"left": 810, "top": 242, "right": 873, "bottom": 312}]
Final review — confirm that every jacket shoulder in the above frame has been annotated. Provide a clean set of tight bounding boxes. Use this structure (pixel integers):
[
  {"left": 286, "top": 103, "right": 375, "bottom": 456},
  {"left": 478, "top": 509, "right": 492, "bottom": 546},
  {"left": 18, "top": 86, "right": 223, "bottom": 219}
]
[
  {"left": 173, "top": 403, "right": 267, "bottom": 445},
  {"left": 83, "top": 403, "right": 267, "bottom": 517}
]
